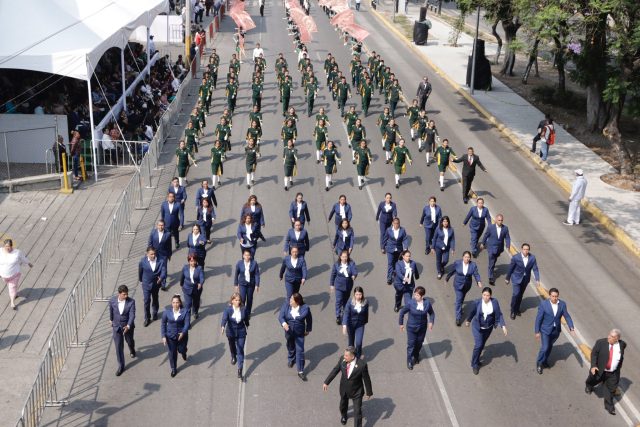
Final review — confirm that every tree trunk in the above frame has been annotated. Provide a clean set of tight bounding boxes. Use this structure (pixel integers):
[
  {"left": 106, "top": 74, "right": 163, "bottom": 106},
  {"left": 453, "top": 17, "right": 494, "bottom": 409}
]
[
  {"left": 583, "top": 13, "right": 609, "bottom": 132},
  {"left": 499, "top": 19, "right": 520, "bottom": 76},
  {"left": 522, "top": 38, "right": 540, "bottom": 84},
  {"left": 553, "top": 36, "right": 565, "bottom": 93},
  {"left": 603, "top": 96, "right": 633, "bottom": 175},
  {"left": 491, "top": 20, "right": 502, "bottom": 64},
  {"left": 586, "top": 83, "right": 608, "bottom": 131}
]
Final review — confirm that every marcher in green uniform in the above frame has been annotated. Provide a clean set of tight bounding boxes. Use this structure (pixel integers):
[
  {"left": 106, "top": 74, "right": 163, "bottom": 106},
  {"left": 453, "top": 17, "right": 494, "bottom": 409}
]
[
  {"left": 324, "top": 53, "right": 333, "bottom": 76},
  {"left": 383, "top": 69, "right": 394, "bottom": 102},
  {"left": 199, "top": 77, "right": 212, "bottom": 114},
  {"left": 246, "top": 120, "right": 262, "bottom": 151},
  {"left": 284, "top": 108, "right": 299, "bottom": 133},
  {"left": 406, "top": 99, "right": 420, "bottom": 141},
  {"left": 329, "top": 66, "right": 340, "bottom": 99},
  {"left": 315, "top": 107, "right": 330, "bottom": 128},
  {"left": 176, "top": 140, "right": 197, "bottom": 186},
  {"left": 383, "top": 118, "right": 401, "bottom": 163},
  {"left": 190, "top": 109, "right": 201, "bottom": 137},
  {"left": 415, "top": 110, "right": 429, "bottom": 152},
  {"left": 275, "top": 53, "right": 287, "bottom": 74},
  {"left": 354, "top": 139, "right": 372, "bottom": 190},
  {"left": 281, "top": 76, "right": 292, "bottom": 116},
  {"left": 322, "top": 141, "right": 341, "bottom": 191},
  {"left": 376, "top": 59, "right": 386, "bottom": 94},
  {"left": 251, "top": 76, "right": 263, "bottom": 110},
  {"left": 336, "top": 76, "right": 351, "bottom": 117},
  {"left": 313, "top": 119, "right": 329, "bottom": 163},
  {"left": 305, "top": 76, "right": 318, "bottom": 117},
  {"left": 184, "top": 121, "right": 198, "bottom": 153},
  {"left": 226, "top": 77, "right": 238, "bottom": 114},
  {"left": 230, "top": 55, "right": 241, "bottom": 77},
  {"left": 360, "top": 77, "right": 373, "bottom": 116},
  {"left": 249, "top": 105, "right": 263, "bottom": 132},
  {"left": 350, "top": 55, "right": 362, "bottom": 89},
  {"left": 424, "top": 118, "right": 440, "bottom": 164},
  {"left": 208, "top": 50, "right": 220, "bottom": 88},
  {"left": 349, "top": 118, "right": 366, "bottom": 162},
  {"left": 281, "top": 119, "right": 297, "bottom": 145},
  {"left": 196, "top": 103, "right": 206, "bottom": 130},
  {"left": 245, "top": 138, "right": 259, "bottom": 189},
  {"left": 392, "top": 138, "right": 412, "bottom": 188},
  {"left": 388, "top": 79, "right": 402, "bottom": 118},
  {"left": 215, "top": 117, "right": 232, "bottom": 152},
  {"left": 343, "top": 106, "right": 358, "bottom": 148},
  {"left": 435, "top": 138, "right": 457, "bottom": 191},
  {"left": 282, "top": 139, "right": 298, "bottom": 191},
  {"left": 377, "top": 106, "right": 391, "bottom": 148},
  {"left": 256, "top": 54, "right": 266, "bottom": 73},
  {"left": 210, "top": 139, "right": 226, "bottom": 187}
]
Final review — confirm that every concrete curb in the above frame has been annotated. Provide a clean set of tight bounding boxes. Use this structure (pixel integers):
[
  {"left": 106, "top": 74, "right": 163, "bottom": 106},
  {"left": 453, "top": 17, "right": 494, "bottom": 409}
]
[{"left": 369, "top": 7, "right": 640, "bottom": 261}]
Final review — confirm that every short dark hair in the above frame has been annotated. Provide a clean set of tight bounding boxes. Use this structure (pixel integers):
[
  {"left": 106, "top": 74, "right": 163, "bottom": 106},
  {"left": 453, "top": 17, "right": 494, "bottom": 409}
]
[
  {"left": 549, "top": 288, "right": 559, "bottom": 295},
  {"left": 117, "top": 285, "right": 129, "bottom": 294},
  {"left": 414, "top": 286, "right": 426, "bottom": 297},
  {"left": 481, "top": 286, "right": 493, "bottom": 295},
  {"left": 291, "top": 292, "right": 304, "bottom": 306}
]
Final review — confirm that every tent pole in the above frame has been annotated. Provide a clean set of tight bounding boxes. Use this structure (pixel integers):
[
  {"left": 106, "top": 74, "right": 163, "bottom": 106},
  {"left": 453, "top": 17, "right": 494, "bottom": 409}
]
[
  {"left": 147, "top": 27, "right": 151, "bottom": 64},
  {"left": 86, "top": 57, "right": 99, "bottom": 182},
  {"left": 121, "top": 48, "right": 127, "bottom": 112},
  {"left": 166, "top": 15, "right": 170, "bottom": 52}
]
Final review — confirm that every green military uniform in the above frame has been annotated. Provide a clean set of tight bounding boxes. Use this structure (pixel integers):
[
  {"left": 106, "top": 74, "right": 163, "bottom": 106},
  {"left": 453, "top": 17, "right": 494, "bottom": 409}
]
[
  {"left": 209, "top": 54, "right": 220, "bottom": 88},
  {"left": 251, "top": 82, "right": 263, "bottom": 109},
  {"left": 313, "top": 125, "right": 328, "bottom": 151},
  {"left": 197, "top": 108, "right": 206, "bottom": 130},
  {"left": 210, "top": 145, "right": 226, "bottom": 176},
  {"left": 388, "top": 84, "right": 402, "bottom": 117},
  {"left": 407, "top": 106, "right": 420, "bottom": 137},
  {"left": 328, "top": 69, "right": 339, "bottom": 97},
  {"left": 199, "top": 81, "right": 212, "bottom": 113},
  {"left": 190, "top": 114, "right": 201, "bottom": 135},
  {"left": 184, "top": 128, "right": 198, "bottom": 153},
  {"left": 383, "top": 124, "right": 400, "bottom": 152},
  {"left": 226, "top": 82, "right": 238, "bottom": 113},
  {"left": 176, "top": 146, "right": 191, "bottom": 178},
  {"left": 324, "top": 58, "right": 333, "bottom": 75},
  {"left": 344, "top": 111, "right": 358, "bottom": 140},
  {"left": 350, "top": 59, "right": 362, "bottom": 88},
  {"left": 305, "top": 81, "right": 318, "bottom": 117},
  {"left": 377, "top": 112, "right": 391, "bottom": 137},
  {"left": 283, "top": 146, "right": 298, "bottom": 177},
  {"left": 435, "top": 144, "right": 456, "bottom": 172},
  {"left": 360, "top": 81, "right": 373, "bottom": 116},
  {"left": 231, "top": 60, "right": 240, "bottom": 77},
  {"left": 393, "top": 146, "right": 412, "bottom": 174},
  {"left": 221, "top": 112, "right": 233, "bottom": 130},
  {"left": 281, "top": 125, "right": 297, "bottom": 144},
  {"left": 256, "top": 57, "right": 266, "bottom": 73},
  {"left": 246, "top": 126, "right": 262, "bottom": 148},
  {"left": 315, "top": 113, "right": 330, "bottom": 127},
  {"left": 336, "top": 82, "right": 351, "bottom": 116},
  {"left": 249, "top": 111, "right": 263, "bottom": 130},
  {"left": 377, "top": 65, "right": 386, "bottom": 93},
  {"left": 281, "top": 80, "right": 292, "bottom": 115},
  {"left": 245, "top": 145, "right": 259, "bottom": 173},
  {"left": 350, "top": 124, "right": 366, "bottom": 145},
  {"left": 322, "top": 147, "right": 341, "bottom": 175},
  {"left": 354, "top": 145, "right": 372, "bottom": 177},
  {"left": 215, "top": 123, "right": 232, "bottom": 151}
]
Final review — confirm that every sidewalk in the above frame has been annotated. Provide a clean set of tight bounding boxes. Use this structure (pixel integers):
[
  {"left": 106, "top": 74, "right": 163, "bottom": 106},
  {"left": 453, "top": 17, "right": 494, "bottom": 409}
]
[{"left": 371, "top": 3, "right": 640, "bottom": 257}]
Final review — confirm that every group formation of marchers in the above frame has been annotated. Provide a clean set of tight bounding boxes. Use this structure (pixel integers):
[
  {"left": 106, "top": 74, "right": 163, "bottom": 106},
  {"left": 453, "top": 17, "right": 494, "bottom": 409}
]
[{"left": 104, "top": 3, "right": 626, "bottom": 425}]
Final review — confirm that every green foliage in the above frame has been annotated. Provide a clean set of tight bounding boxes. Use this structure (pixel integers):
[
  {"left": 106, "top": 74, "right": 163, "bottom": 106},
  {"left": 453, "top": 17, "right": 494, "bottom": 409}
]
[
  {"left": 448, "top": 14, "right": 466, "bottom": 46},
  {"left": 532, "top": 85, "right": 586, "bottom": 110}
]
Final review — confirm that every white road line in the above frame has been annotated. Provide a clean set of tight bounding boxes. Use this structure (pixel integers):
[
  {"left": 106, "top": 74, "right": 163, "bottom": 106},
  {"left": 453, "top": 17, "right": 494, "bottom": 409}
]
[{"left": 236, "top": 360, "right": 246, "bottom": 427}]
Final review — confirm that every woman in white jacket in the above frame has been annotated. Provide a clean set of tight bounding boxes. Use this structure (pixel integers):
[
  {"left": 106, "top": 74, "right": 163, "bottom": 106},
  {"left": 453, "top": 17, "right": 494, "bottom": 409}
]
[{"left": 0, "top": 239, "right": 32, "bottom": 309}]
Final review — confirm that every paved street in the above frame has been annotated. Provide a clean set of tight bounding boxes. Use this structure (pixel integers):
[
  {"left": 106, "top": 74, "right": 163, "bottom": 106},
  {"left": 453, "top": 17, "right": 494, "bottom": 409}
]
[{"left": 36, "top": 1, "right": 640, "bottom": 426}]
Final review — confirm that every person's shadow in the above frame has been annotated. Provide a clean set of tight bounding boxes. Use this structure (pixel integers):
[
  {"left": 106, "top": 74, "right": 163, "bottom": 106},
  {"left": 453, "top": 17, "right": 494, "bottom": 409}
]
[
  {"left": 304, "top": 342, "right": 339, "bottom": 373},
  {"left": 244, "top": 342, "right": 281, "bottom": 379},
  {"left": 482, "top": 341, "right": 518, "bottom": 365},
  {"left": 363, "top": 397, "right": 395, "bottom": 426}
]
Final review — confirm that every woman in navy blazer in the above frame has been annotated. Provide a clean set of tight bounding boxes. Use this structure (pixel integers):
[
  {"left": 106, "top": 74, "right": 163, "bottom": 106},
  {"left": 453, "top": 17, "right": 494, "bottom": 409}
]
[
  {"left": 187, "top": 224, "right": 207, "bottom": 267},
  {"left": 161, "top": 295, "right": 190, "bottom": 377},
  {"left": 327, "top": 194, "right": 352, "bottom": 231},
  {"left": 240, "top": 195, "right": 266, "bottom": 232},
  {"left": 279, "top": 247, "right": 307, "bottom": 300},
  {"left": 221, "top": 293, "right": 249, "bottom": 379},
  {"left": 399, "top": 286, "right": 435, "bottom": 370},
  {"left": 446, "top": 251, "right": 483, "bottom": 325},
  {"left": 289, "top": 192, "right": 311, "bottom": 227},
  {"left": 180, "top": 254, "right": 205, "bottom": 319},
  {"left": 393, "top": 250, "right": 420, "bottom": 312},
  {"left": 330, "top": 250, "right": 358, "bottom": 324},
  {"left": 196, "top": 198, "right": 216, "bottom": 244},
  {"left": 342, "top": 286, "right": 369, "bottom": 359},
  {"left": 237, "top": 214, "right": 264, "bottom": 258},
  {"left": 431, "top": 216, "right": 455, "bottom": 279},
  {"left": 233, "top": 250, "right": 261, "bottom": 324},
  {"left": 278, "top": 293, "right": 313, "bottom": 380},
  {"left": 284, "top": 220, "right": 310, "bottom": 256},
  {"left": 465, "top": 287, "right": 507, "bottom": 374},
  {"left": 194, "top": 179, "right": 218, "bottom": 214},
  {"left": 462, "top": 197, "right": 491, "bottom": 258},
  {"left": 333, "top": 219, "right": 355, "bottom": 256},
  {"left": 419, "top": 196, "right": 442, "bottom": 255},
  {"left": 375, "top": 192, "right": 398, "bottom": 247},
  {"left": 382, "top": 218, "right": 409, "bottom": 284}
]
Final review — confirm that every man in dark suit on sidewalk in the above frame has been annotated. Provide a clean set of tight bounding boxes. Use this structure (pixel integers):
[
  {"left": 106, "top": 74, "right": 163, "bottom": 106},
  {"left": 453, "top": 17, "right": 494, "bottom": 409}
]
[
  {"left": 452, "top": 147, "right": 487, "bottom": 204},
  {"left": 585, "top": 329, "right": 626, "bottom": 416},
  {"left": 109, "top": 285, "right": 136, "bottom": 376},
  {"left": 323, "top": 346, "right": 373, "bottom": 426}
]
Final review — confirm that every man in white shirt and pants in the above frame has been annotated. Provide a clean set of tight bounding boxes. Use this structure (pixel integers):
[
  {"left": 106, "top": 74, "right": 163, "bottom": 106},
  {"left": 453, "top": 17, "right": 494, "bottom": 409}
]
[{"left": 564, "top": 168, "right": 587, "bottom": 225}]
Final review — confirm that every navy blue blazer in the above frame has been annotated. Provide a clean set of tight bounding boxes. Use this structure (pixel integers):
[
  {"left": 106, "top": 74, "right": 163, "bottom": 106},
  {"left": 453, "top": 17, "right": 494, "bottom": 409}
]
[
  {"left": 168, "top": 184, "right": 187, "bottom": 204},
  {"left": 342, "top": 299, "right": 369, "bottom": 327},
  {"left": 194, "top": 187, "right": 217, "bottom": 208},
  {"left": 240, "top": 205, "right": 265, "bottom": 228},
  {"left": 535, "top": 299, "right": 574, "bottom": 335},
  {"left": 333, "top": 228, "right": 355, "bottom": 253},
  {"left": 138, "top": 256, "right": 167, "bottom": 288},
  {"left": 187, "top": 233, "right": 207, "bottom": 258},
  {"left": 284, "top": 228, "right": 310, "bottom": 254},
  {"left": 467, "top": 298, "right": 505, "bottom": 329},
  {"left": 148, "top": 228, "right": 172, "bottom": 259},
  {"left": 289, "top": 201, "right": 311, "bottom": 224},
  {"left": 279, "top": 256, "right": 307, "bottom": 282},
  {"left": 419, "top": 204, "right": 443, "bottom": 229},
  {"left": 237, "top": 223, "right": 263, "bottom": 247},
  {"left": 160, "top": 307, "right": 190, "bottom": 339},
  {"left": 330, "top": 261, "right": 358, "bottom": 291},
  {"left": 506, "top": 253, "right": 540, "bottom": 285},
  {"left": 446, "top": 260, "right": 481, "bottom": 290},
  {"left": 375, "top": 201, "right": 398, "bottom": 225},
  {"left": 481, "top": 223, "right": 511, "bottom": 252},
  {"left": 431, "top": 226, "right": 455, "bottom": 251},
  {"left": 160, "top": 201, "right": 181, "bottom": 229},
  {"left": 382, "top": 226, "right": 409, "bottom": 252},
  {"left": 393, "top": 260, "right": 420, "bottom": 290},
  {"left": 180, "top": 265, "right": 205, "bottom": 295},
  {"left": 278, "top": 302, "right": 313, "bottom": 335},
  {"left": 221, "top": 306, "right": 248, "bottom": 338},
  {"left": 328, "top": 202, "right": 353, "bottom": 226},
  {"left": 196, "top": 207, "right": 216, "bottom": 228},
  {"left": 109, "top": 296, "right": 136, "bottom": 329},
  {"left": 234, "top": 260, "right": 261, "bottom": 287},
  {"left": 463, "top": 206, "right": 491, "bottom": 231},
  {"left": 399, "top": 299, "right": 435, "bottom": 329}
]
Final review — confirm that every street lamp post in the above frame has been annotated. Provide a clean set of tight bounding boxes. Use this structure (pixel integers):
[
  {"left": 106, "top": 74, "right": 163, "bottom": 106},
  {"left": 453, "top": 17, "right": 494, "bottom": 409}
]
[{"left": 469, "top": 5, "right": 480, "bottom": 95}]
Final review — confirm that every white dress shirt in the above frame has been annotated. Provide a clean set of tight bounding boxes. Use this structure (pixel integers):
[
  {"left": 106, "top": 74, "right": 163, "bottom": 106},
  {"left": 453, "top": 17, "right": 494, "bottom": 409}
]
[
  {"left": 173, "top": 310, "right": 180, "bottom": 321},
  {"left": 291, "top": 257, "right": 298, "bottom": 268},
  {"left": 416, "top": 301, "right": 424, "bottom": 311},
  {"left": 251, "top": 205, "right": 256, "bottom": 213},
  {"left": 342, "top": 230, "right": 348, "bottom": 242},
  {"left": 339, "top": 204, "right": 345, "bottom": 218},
  {"left": 481, "top": 299, "right": 494, "bottom": 326},
  {"left": 339, "top": 263, "right": 349, "bottom": 277},
  {"left": 522, "top": 255, "right": 529, "bottom": 267},
  {"left": 189, "top": 267, "right": 195, "bottom": 283},
  {"left": 297, "top": 203, "right": 302, "bottom": 217},
  {"left": 430, "top": 206, "right": 436, "bottom": 223},
  {"left": 0, "top": 249, "right": 30, "bottom": 278},
  {"left": 244, "top": 261, "right": 251, "bottom": 282},
  {"left": 354, "top": 301, "right": 362, "bottom": 313},
  {"left": 157, "top": 230, "right": 164, "bottom": 242},
  {"left": 168, "top": 202, "right": 174, "bottom": 213},
  {"left": 462, "top": 262, "right": 469, "bottom": 276},
  {"left": 477, "top": 207, "right": 483, "bottom": 217},
  {"left": 295, "top": 230, "right": 301, "bottom": 241},
  {"left": 118, "top": 299, "right": 126, "bottom": 315},
  {"left": 403, "top": 262, "right": 412, "bottom": 282},
  {"left": 384, "top": 203, "right": 392, "bottom": 212},
  {"left": 232, "top": 307, "right": 242, "bottom": 323},
  {"left": 443, "top": 228, "right": 449, "bottom": 247},
  {"left": 496, "top": 225, "right": 502, "bottom": 239},
  {"left": 149, "top": 258, "right": 157, "bottom": 271},
  {"left": 290, "top": 306, "right": 300, "bottom": 319},
  {"left": 346, "top": 360, "right": 355, "bottom": 378}
]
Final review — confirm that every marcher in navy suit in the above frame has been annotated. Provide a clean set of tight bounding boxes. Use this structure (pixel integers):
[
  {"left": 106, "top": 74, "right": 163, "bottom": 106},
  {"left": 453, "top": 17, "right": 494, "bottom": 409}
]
[
  {"left": 234, "top": 250, "right": 260, "bottom": 324},
  {"left": 168, "top": 177, "right": 187, "bottom": 230},
  {"left": 278, "top": 293, "right": 312, "bottom": 380},
  {"left": 289, "top": 192, "right": 311, "bottom": 228},
  {"left": 382, "top": 218, "right": 409, "bottom": 284},
  {"left": 148, "top": 219, "right": 173, "bottom": 261},
  {"left": 187, "top": 224, "right": 207, "bottom": 267},
  {"left": 160, "top": 192, "right": 181, "bottom": 248},
  {"left": 330, "top": 251, "right": 358, "bottom": 324},
  {"left": 505, "top": 243, "right": 540, "bottom": 319},
  {"left": 240, "top": 195, "right": 266, "bottom": 232},
  {"left": 138, "top": 247, "right": 167, "bottom": 326},
  {"left": 221, "top": 293, "right": 249, "bottom": 379},
  {"left": 284, "top": 220, "right": 310, "bottom": 256},
  {"left": 480, "top": 214, "right": 511, "bottom": 284},
  {"left": 328, "top": 194, "right": 353, "bottom": 231},
  {"left": 180, "top": 254, "right": 205, "bottom": 319},
  {"left": 342, "top": 287, "right": 369, "bottom": 359},
  {"left": 375, "top": 193, "right": 398, "bottom": 248},
  {"left": 393, "top": 250, "right": 420, "bottom": 312},
  {"left": 161, "top": 294, "right": 190, "bottom": 377},
  {"left": 333, "top": 219, "right": 355, "bottom": 256},
  {"left": 237, "top": 214, "right": 265, "bottom": 258},
  {"left": 446, "top": 251, "right": 482, "bottom": 325},
  {"left": 465, "top": 287, "right": 507, "bottom": 374},
  {"left": 279, "top": 247, "right": 307, "bottom": 300},
  {"left": 196, "top": 198, "right": 215, "bottom": 244},
  {"left": 431, "top": 216, "right": 455, "bottom": 279},
  {"left": 534, "top": 287, "right": 575, "bottom": 374},
  {"left": 419, "top": 196, "right": 442, "bottom": 255},
  {"left": 194, "top": 179, "right": 217, "bottom": 216},
  {"left": 462, "top": 197, "right": 491, "bottom": 258},
  {"left": 399, "top": 286, "right": 435, "bottom": 370},
  {"left": 109, "top": 285, "right": 136, "bottom": 376}
]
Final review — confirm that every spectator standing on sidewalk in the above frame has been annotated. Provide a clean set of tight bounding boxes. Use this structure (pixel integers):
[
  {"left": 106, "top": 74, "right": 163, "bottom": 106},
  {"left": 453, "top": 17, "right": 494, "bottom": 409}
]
[
  {"left": 564, "top": 169, "right": 587, "bottom": 226},
  {"left": 539, "top": 118, "right": 555, "bottom": 161},
  {"left": 531, "top": 114, "right": 550, "bottom": 154},
  {"left": 0, "top": 239, "right": 32, "bottom": 310},
  {"left": 355, "top": 0, "right": 361, "bottom": 11},
  {"left": 70, "top": 130, "right": 82, "bottom": 181}
]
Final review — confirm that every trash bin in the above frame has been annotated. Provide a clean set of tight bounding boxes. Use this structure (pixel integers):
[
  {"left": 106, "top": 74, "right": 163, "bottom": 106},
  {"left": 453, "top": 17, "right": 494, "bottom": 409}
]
[{"left": 413, "top": 19, "right": 431, "bottom": 45}]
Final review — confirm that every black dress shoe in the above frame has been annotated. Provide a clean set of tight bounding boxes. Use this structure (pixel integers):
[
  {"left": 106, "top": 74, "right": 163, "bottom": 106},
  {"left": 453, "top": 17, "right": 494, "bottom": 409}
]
[
  {"left": 472, "top": 367, "right": 479, "bottom": 375},
  {"left": 489, "top": 280, "right": 495, "bottom": 286},
  {"left": 170, "top": 369, "right": 177, "bottom": 377},
  {"left": 340, "top": 415, "right": 347, "bottom": 425},
  {"left": 181, "top": 352, "right": 187, "bottom": 361},
  {"left": 386, "top": 279, "right": 392, "bottom": 285},
  {"left": 607, "top": 407, "right": 616, "bottom": 415},
  {"left": 585, "top": 386, "right": 593, "bottom": 394},
  {"left": 437, "top": 273, "right": 442, "bottom": 280},
  {"left": 414, "top": 355, "right": 420, "bottom": 364},
  {"left": 231, "top": 356, "right": 237, "bottom": 365},
  {"left": 510, "top": 313, "right": 516, "bottom": 320},
  {"left": 288, "top": 360, "right": 295, "bottom": 368},
  {"left": 336, "top": 317, "right": 341, "bottom": 325},
  {"left": 143, "top": 319, "right": 150, "bottom": 327},
  {"left": 542, "top": 362, "right": 550, "bottom": 369},
  {"left": 116, "top": 367, "right": 124, "bottom": 376},
  {"left": 130, "top": 350, "right": 136, "bottom": 358},
  {"left": 194, "top": 313, "right": 199, "bottom": 320},
  {"left": 161, "top": 286, "right": 168, "bottom": 292},
  {"left": 298, "top": 372, "right": 307, "bottom": 381},
  {"left": 152, "top": 314, "right": 158, "bottom": 321},
  {"left": 463, "top": 198, "right": 469, "bottom": 204},
  {"left": 237, "top": 368, "right": 243, "bottom": 379},
  {"left": 516, "top": 312, "right": 522, "bottom": 317},
  {"left": 394, "top": 306, "right": 400, "bottom": 313},
  {"left": 456, "top": 319, "right": 462, "bottom": 327},
  {"left": 536, "top": 365, "right": 543, "bottom": 375},
  {"left": 245, "top": 319, "right": 250, "bottom": 327},
  {"left": 407, "top": 362, "right": 413, "bottom": 370}
]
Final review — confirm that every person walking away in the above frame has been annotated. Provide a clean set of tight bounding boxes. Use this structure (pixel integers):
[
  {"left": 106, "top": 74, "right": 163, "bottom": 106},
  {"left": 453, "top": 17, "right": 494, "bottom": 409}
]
[{"left": 0, "top": 239, "right": 32, "bottom": 309}]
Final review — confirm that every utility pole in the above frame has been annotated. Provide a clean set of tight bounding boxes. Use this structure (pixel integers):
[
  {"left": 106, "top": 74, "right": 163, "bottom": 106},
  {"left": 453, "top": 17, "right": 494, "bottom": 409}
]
[
  {"left": 470, "top": 5, "right": 480, "bottom": 94},
  {"left": 185, "top": 0, "right": 192, "bottom": 66}
]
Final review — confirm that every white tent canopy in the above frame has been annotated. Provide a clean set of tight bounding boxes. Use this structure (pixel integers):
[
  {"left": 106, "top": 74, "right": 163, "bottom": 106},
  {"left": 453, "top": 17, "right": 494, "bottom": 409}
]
[{"left": 0, "top": 0, "right": 170, "bottom": 81}]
